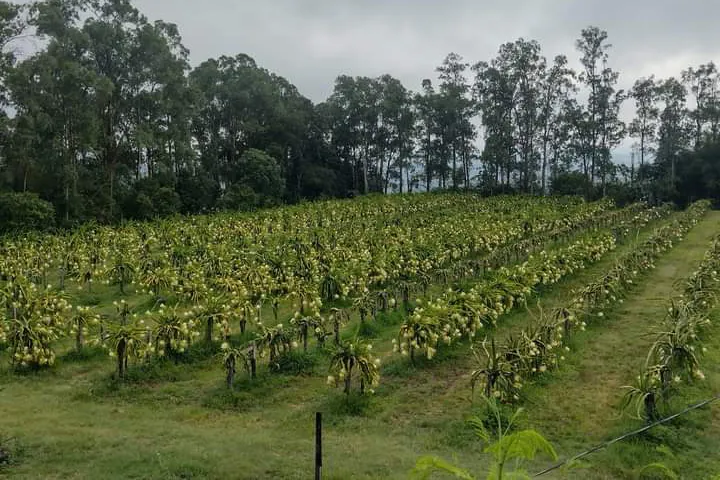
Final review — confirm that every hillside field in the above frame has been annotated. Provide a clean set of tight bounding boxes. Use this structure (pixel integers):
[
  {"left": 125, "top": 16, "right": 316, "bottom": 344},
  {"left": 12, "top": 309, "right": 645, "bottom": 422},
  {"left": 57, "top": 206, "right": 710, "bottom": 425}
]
[{"left": 1, "top": 194, "right": 720, "bottom": 479}]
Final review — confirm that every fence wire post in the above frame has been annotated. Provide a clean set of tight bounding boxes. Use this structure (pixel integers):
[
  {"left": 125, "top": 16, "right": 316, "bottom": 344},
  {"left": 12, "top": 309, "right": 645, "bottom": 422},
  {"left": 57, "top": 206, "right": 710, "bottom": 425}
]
[{"left": 315, "top": 412, "right": 322, "bottom": 480}]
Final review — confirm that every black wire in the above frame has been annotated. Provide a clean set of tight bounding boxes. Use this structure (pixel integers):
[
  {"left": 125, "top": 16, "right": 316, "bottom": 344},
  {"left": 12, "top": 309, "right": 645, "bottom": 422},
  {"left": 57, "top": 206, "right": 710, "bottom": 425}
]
[{"left": 533, "top": 394, "right": 720, "bottom": 477}]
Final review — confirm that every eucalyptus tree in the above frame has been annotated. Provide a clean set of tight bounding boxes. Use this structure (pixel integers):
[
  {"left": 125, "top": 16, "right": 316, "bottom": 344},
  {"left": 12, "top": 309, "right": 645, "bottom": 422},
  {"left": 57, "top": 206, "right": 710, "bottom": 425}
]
[
  {"left": 504, "top": 39, "right": 545, "bottom": 192},
  {"left": 597, "top": 69, "right": 626, "bottom": 193},
  {"left": 0, "top": 1, "right": 27, "bottom": 152},
  {"left": 656, "top": 77, "right": 690, "bottom": 189},
  {"left": 414, "top": 79, "right": 442, "bottom": 191},
  {"left": 682, "top": 62, "right": 719, "bottom": 148},
  {"left": 436, "top": 53, "right": 475, "bottom": 189},
  {"left": 375, "top": 74, "right": 415, "bottom": 193},
  {"left": 323, "top": 75, "right": 376, "bottom": 193},
  {"left": 538, "top": 55, "right": 575, "bottom": 193},
  {"left": 473, "top": 57, "right": 514, "bottom": 190},
  {"left": 575, "top": 26, "right": 625, "bottom": 189},
  {"left": 474, "top": 39, "right": 548, "bottom": 192},
  {"left": 628, "top": 77, "right": 660, "bottom": 185},
  {"left": 17, "top": 0, "right": 192, "bottom": 221}
]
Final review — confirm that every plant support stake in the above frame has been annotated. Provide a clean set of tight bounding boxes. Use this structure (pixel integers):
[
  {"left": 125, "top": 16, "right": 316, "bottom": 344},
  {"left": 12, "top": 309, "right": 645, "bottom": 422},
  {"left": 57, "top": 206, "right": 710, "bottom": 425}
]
[{"left": 315, "top": 412, "right": 322, "bottom": 480}]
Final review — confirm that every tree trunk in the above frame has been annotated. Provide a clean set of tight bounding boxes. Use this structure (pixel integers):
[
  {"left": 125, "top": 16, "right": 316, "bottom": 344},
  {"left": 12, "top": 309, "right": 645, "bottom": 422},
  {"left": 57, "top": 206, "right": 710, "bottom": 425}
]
[
  {"left": 452, "top": 145, "right": 457, "bottom": 189},
  {"left": 399, "top": 151, "right": 404, "bottom": 193},
  {"left": 117, "top": 338, "right": 126, "bottom": 379},
  {"left": 249, "top": 343, "right": 257, "bottom": 379},
  {"left": 109, "top": 165, "right": 115, "bottom": 220},
  {"left": 226, "top": 357, "right": 235, "bottom": 389},
  {"left": 425, "top": 132, "right": 431, "bottom": 192},
  {"left": 302, "top": 324, "right": 308, "bottom": 352},
  {"left": 206, "top": 317, "right": 214, "bottom": 344},
  {"left": 344, "top": 363, "right": 353, "bottom": 395},
  {"left": 65, "top": 184, "right": 70, "bottom": 223},
  {"left": 75, "top": 325, "right": 83, "bottom": 352},
  {"left": 541, "top": 136, "right": 549, "bottom": 195},
  {"left": 362, "top": 144, "right": 369, "bottom": 194},
  {"left": 644, "top": 392, "right": 657, "bottom": 422}
]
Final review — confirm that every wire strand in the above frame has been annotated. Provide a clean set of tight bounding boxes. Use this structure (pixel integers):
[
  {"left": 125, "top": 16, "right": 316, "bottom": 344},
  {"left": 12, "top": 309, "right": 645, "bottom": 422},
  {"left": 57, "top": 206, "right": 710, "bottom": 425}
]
[{"left": 533, "top": 394, "right": 720, "bottom": 477}]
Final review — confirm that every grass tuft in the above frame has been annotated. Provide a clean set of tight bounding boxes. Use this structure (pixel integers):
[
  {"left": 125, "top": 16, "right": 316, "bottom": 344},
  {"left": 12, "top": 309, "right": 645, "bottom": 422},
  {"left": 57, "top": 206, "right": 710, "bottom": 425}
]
[
  {"left": 269, "top": 350, "right": 318, "bottom": 375},
  {"left": 323, "top": 391, "right": 375, "bottom": 416}
]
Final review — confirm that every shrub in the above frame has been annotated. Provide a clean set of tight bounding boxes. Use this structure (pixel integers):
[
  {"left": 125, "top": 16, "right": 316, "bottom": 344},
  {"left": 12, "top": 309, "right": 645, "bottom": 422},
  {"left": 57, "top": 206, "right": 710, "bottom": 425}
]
[
  {"left": 270, "top": 350, "right": 318, "bottom": 375},
  {"left": 0, "top": 192, "right": 55, "bottom": 233}
]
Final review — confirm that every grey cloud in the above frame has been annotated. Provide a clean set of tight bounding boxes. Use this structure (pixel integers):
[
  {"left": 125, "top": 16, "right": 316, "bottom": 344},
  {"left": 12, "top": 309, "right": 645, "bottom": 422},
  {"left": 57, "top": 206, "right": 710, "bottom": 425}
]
[
  {"left": 134, "top": 0, "right": 719, "bottom": 102},
  {"left": 135, "top": 0, "right": 719, "bottom": 158}
]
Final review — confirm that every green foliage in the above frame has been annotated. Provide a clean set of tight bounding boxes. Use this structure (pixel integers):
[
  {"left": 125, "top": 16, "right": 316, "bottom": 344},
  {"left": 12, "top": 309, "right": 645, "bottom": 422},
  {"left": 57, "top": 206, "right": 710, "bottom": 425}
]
[
  {"left": 328, "top": 337, "right": 381, "bottom": 396},
  {"left": 219, "top": 184, "right": 258, "bottom": 211},
  {"left": 622, "top": 227, "right": 720, "bottom": 421},
  {"left": 0, "top": 435, "right": 24, "bottom": 471},
  {"left": 636, "top": 462, "right": 678, "bottom": 479},
  {"left": 237, "top": 149, "right": 285, "bottom": 206},
  {"left": 269, "top": 349, "right": 317, "bottom": 375},
  {"left": 621, "top": 370, "right": 662, "bottom": 422},
  {"left": 550, "top": 172, "right": 592, "bottom": 197},
  {"left": 0, "top": 192, "right": 55, "bottom": 232},
  {"left": 411, "top": 397, "right": 557, "bottom": 480},
  {"left": 411, "top": 456, "right": 474, "bottom": 480},
  {"left": 0, "top": 0, "right": 715, "bottom": 227}
]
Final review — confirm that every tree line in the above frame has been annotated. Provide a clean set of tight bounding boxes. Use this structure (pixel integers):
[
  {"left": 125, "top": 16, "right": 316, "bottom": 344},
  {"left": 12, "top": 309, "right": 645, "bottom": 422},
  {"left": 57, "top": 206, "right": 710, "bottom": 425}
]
[{"left": 0, "top": 0, "right": 718, "bottom": 227}]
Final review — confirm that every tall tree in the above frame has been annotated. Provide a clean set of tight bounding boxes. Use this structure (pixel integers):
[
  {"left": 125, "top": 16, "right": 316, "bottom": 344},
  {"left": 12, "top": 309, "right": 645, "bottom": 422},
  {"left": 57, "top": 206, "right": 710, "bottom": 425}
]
[
  {"left": 435, "top": 53, "right": 475, "bottom": 189},
  {"left": 656, "top": 77, "right": 689, "bottom": 189},
  {"left": 575, "top": 26, "right": 606, "bottom": 185},
  {"left": 503, "top": 39, "right": 544, "bottom": 192},
  {"left": 474, "top": 39, "right": 549, "bottom": 192},
  {"left": 26, "top": 0, "right": 193, "bottom": 221},
  {"left": 575, "top": 26, "right": 624, "bottom": 193},
  {"left": 473, "top": 55, "right": 515, "bottom": 190},
  {"left": 628, "top": 76, "right": 660, "bottom": 179},
  {"left": 376, "top": 75, "right": 414, "bottom": 193},
  {"left": 682, "top": 63, "right": 719, "bottom": 148},
  {"left": 414, "top": 79, "right": 440, "bottom": 192},
  {"left": 538, "top": 55, "right": 575, "bottom": 194}
]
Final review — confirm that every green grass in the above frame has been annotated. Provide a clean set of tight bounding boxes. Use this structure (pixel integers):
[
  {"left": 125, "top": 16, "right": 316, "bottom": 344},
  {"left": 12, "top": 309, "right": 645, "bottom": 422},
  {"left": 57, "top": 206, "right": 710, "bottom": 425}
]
[{"left": 3, "top": 211, "right": 720, "bottom": 479}]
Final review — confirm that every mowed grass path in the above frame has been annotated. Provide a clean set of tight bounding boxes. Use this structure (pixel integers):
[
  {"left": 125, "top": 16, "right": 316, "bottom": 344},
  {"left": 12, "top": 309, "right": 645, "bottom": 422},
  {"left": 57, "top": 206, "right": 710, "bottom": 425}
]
[
  {"left": 524, "top": 210, "right": 720, "bottom": 479},
  {"left": 1, "top": 211, "right": 718, "bottom": 479}
]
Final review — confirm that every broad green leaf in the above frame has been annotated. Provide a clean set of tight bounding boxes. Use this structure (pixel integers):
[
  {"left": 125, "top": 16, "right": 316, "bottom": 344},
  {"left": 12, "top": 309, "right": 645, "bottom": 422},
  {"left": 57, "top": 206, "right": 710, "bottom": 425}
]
[
  {"left": 487, "top": 429, "right": 558, "bottom": 462},
  {"left": 637, "top": 462, "right": 678, "bottom": 479},
  {"left": 410, "top": 455, "right": 475, "bottom": 480}
]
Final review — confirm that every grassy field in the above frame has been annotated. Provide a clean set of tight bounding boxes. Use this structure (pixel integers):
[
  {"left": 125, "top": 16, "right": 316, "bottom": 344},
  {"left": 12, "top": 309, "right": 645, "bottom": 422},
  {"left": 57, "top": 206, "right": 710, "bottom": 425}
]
[{"left": 1, "top": 205, "right": 720, "bottom": 479}]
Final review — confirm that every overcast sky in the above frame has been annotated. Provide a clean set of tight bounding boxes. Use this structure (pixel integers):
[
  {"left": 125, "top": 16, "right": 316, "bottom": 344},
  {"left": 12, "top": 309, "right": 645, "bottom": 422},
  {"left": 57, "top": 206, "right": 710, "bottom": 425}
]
[
  {"left": 132, "top": 0, "right": 719, "bottom": 102},
  {"left": 120, "top": 1, "right": 720, "bottom": 159}
]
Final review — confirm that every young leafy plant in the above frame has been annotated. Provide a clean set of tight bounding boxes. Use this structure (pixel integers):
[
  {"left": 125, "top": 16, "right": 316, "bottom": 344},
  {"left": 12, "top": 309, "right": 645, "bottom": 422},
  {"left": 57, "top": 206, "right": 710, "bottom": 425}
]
[{"left": 410, "top": 396, "right": 557, "bottom": 480}]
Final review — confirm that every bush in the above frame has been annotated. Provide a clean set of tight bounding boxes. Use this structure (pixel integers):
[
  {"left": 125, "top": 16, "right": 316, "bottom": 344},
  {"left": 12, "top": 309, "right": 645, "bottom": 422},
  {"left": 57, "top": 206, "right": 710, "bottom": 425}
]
[
  {"left": 219, "top": 184, "right": 258, "bottom": 211},
  {"left": 220, "top": 149, "right": 285, "bottom": 211},
  {"left": 550, "top": 171, "right": 592, "bottom": 197},
  {"left": 0, "top": 192, "right": 55, "bottom": 233},
  {"left": 0, "top": 434, "right": 24, "bottom": 471},
  {"left": 269, "top": 350, "right": 317, "bottom": 375},
  {"left": 124, "top": 179, "right": 182, "bottom": 220}
]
